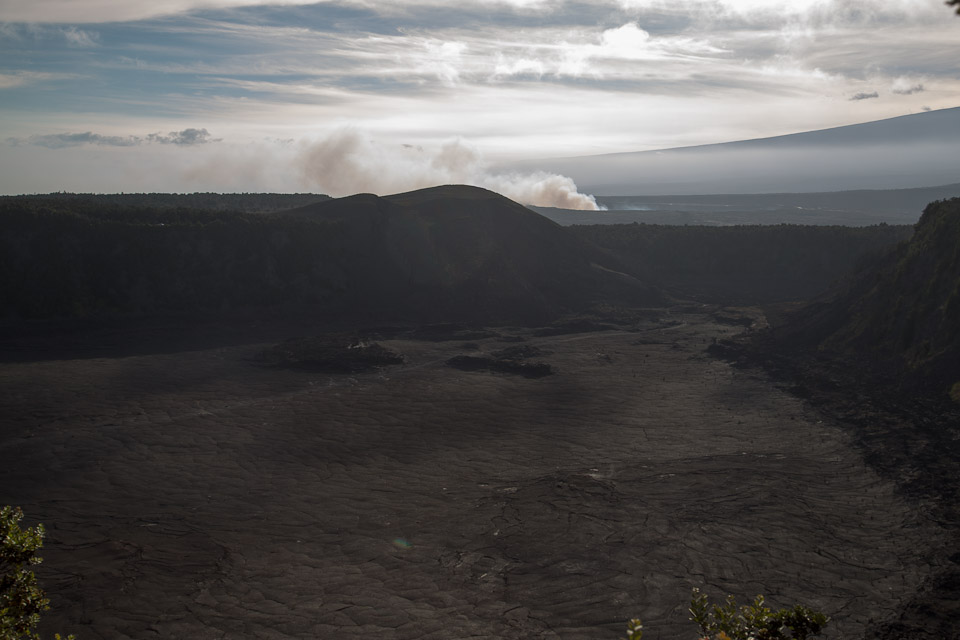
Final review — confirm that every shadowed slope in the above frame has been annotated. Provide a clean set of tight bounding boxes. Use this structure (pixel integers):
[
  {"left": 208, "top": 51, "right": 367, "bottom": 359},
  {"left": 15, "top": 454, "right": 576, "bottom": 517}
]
[
  {"left": 823, "top": 198, "right": 960, "bottom": 387},
  {"left": 284, "top": 185, "right": 659, "bottom": 323},
  {"left": 0, "top": 186, "right": 657, "bottom": 326},
  {"left": 572, "top": 223, "right": 911, "bottom": 305},
  {"left": 768, "top": 197, "right": 960, "bottom": 396},
  {"left": 719, "top": 202, "right": 960, "bottom": 640}
]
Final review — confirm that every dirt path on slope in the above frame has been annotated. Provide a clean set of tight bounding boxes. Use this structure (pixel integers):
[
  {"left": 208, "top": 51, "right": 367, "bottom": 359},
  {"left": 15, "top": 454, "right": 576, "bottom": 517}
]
[{"left": 0, "top": 310, "right": 944, "bottom": 639}]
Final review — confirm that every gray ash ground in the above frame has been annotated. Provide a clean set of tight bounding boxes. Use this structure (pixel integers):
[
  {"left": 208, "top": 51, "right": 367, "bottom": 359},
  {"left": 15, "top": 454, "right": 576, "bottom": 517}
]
[{"left": 0, "top": 308, "right": 949, "bottom": 639}]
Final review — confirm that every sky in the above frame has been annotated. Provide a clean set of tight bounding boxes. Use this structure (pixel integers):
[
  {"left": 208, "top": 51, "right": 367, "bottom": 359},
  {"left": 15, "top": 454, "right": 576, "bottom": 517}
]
[{"left": 1, "top": 0, "right": 958, "bottom": 206}]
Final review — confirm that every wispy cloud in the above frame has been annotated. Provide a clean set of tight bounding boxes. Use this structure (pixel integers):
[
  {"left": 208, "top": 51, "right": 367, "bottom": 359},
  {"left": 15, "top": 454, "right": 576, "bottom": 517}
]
[
  {"left": 2, "top": 0, "right": 948, "bottom": 25},
  {"left": 0, "top": 0, "right": 555, "bottom": 23},
  {"left": 62, "top": 26, "right": 100, "bottom": 47},
  {"left": 0, "top": 0, "right": 315, "bottom": 23},
  {"left": 0, "top": 23, "right": 101, "bottom": 46},
  {"left": 1, "top": 0, "right": 958, "bottom": 195},
  {"left": 892, "top": 78, "right": 924, "bottom": 95},
  {"left": 148, "top": 128, "right": 221, "bottom": 145},
  {"left": 23, "top": 132, "right": 140, "bottom": 148},
  {"left": 10, "top": 128, "right": 220, "bottom": 148},
  {"left": 109, "top": 17, "right": 730, "bottom": 91},
  {"left": 0, "top": 71, "right": 77, "bottom": 89},
  {"left": 59, "top": 5, "right": 949, "bottom": 106}
]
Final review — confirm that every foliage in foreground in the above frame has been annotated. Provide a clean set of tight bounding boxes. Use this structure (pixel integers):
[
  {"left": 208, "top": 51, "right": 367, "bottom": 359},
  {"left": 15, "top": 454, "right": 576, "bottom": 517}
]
[
  {"left": 625, "top": 588, "right": 828, "bottom": 640},
  {"left": 0, "top": 507, "right": 72, "bottom": 640},
  {"left": 4, "top": 504, "right": 832, "bottom": 640}
]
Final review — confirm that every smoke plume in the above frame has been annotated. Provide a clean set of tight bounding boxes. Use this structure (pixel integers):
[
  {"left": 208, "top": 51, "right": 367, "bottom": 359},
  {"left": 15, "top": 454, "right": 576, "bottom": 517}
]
[{"left": 297, "top": 129, "right": 600, "bottom": 210}]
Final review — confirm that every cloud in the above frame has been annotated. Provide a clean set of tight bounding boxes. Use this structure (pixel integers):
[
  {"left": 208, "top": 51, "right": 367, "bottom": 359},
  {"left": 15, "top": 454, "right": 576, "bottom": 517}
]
[
  {"left": 12, "top": 128, "right": 220, "bottom": 148},
  {"left": 0, "top": 23, "right": 100, "bottom": 46},
  {"left": 147, "top": 128, "right": 220, "bottom": 145},
  {"left": 62, "top": 27, "right": 99, "bottom": 47},
  {"left": 849, "top": 91, "right": 879, "bottom": 101},
  {"left": 2, "top": 0, "right": 959, "bottom": 175},
  {"left": 4, "top": 0, "right": 944, "bottom": 25},
  {"left": 21, "top": 132, "right": 141, "bottom": 148},
  {"left": 617, "top": 0, "right": 945, "bottom": 27},
  {"left": 334, "top": 20, "right": 727, "bottom": 87},
  {"left": 0, "top": 71, "right": 75, "bottom": 89},
  {"left": 0, "top": 75, "right": 29, "bottom": 90},
  {"left": 0, "top": 0, "right": 555, "bottom": 23},
  {"left": 599, "top": 22, "right": 652, "bottom": 58},
  {"left": 417, "top": 40, "right": 467, "bottom": 86},
  {"left": 891, "top": 79, "right": 924, "bottom": 95},
  {"left": 0, "top": 0, "right": 315, "bottom": 23},
  {"left": 491, "top": 55, "right": 545, "bottom": 79},
  {"left": 296, "top": 129, "right": 599, "bottom": 210}
]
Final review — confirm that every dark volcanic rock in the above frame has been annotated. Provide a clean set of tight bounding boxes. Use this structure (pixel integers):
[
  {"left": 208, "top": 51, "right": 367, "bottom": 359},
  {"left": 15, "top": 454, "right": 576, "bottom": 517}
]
[
  {"left": 445, "top": 355, "right": 554, "bottom": 378},
  {"left": 285, "top": 185, "right": 661, "bottom": 324},
  {"left": 767, "top": 197, "right": 960, "bottom": 399},
  {"left": 490, "top": 345, "right": 547, "bottom": 360},
  {"left": 259, "top": 336, "right": 404, "bottom": 372},
  {"left": 407, "top": 323, "right": 500, "bottom": 342},
  {"left": 715, "top": 197, "right": 960, "bottom": 640},
  {"left": 0, "top": 185, "right": 660, "bottom": 326},
  {"left": 533, "top": 318, "right": 617, "bottom": 337},
  {"left": 1, "top": 311, "right": 938, "bottom": 640},
  {"left": 712, "top": 312, "right": 754, "bottom": 327},
  {"left": 572, "top": 222, "right": 911, "bottom": 305}
]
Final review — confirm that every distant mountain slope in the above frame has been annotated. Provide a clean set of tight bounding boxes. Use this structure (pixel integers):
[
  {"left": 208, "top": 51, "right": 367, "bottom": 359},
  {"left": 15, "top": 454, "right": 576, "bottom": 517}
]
[
  {"left": 647, "top": 106, "right": 960, "bottom": 151},
  {"left": 516, "top": 107, "right": 960, "bottom": 195},
  {"left": 0, "top": 185, "right": 658, "bottom": 324},
  {"left": 768, "top": 197, "right": 960, "bottom": 397}
]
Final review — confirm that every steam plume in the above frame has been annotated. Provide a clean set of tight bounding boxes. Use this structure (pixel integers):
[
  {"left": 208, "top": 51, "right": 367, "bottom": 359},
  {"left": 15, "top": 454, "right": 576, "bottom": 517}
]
[{"left": 298, "top": 129, "right": 599, "bottom": 210}]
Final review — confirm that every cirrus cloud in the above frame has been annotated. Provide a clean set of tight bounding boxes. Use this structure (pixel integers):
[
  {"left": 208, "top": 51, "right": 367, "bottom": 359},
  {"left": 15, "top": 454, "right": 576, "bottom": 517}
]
[{"left": 9, "top": 128, "right": 220, "bottom": 148}]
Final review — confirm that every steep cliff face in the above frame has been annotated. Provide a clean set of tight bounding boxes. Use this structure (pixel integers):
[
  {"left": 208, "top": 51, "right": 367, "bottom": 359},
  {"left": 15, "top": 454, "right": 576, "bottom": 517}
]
[
  {"left": 770, "top": 197, "right": 960, "bottom": 398},
  {"left": 739, "top": 205, "right": 960, "bottom": 640},
  {"left": 826, "top": 199, "right": 960, "bottom": 385}
]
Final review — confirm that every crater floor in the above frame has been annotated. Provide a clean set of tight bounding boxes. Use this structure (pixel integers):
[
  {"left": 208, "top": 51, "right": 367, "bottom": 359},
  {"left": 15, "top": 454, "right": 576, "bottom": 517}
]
[{"left": 0, "top": 309, "right": 944, "bottom": 639}]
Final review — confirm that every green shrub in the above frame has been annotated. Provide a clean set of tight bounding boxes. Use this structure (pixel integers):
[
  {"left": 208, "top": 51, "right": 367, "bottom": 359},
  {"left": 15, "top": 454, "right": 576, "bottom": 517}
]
[
  {"left": 625, "top": 589, "right": 828, "bottom": 640},
  {"left": 0, "top": 506, "right": 73, "bottom": 640}
]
